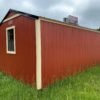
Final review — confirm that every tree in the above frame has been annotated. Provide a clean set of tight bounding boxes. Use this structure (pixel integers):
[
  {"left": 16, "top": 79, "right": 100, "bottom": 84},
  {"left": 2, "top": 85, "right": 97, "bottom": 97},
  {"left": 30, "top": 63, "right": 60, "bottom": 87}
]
[{"left": 97, "top": 27, "right": 100, "bottom": 31}]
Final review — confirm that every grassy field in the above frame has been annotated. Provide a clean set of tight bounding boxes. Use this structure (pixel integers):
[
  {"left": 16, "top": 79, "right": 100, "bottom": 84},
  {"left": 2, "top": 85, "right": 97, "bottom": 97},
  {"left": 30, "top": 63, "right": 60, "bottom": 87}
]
[{"left": 0, "top": 66, "right": 100, "bottom": 100}]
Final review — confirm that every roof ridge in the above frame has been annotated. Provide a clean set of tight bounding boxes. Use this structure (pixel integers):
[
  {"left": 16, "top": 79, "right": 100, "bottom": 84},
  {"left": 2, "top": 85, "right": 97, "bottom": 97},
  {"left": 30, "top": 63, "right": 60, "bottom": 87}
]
[{"left": 0, "top": 9, "right": 39, "bottom": 24}]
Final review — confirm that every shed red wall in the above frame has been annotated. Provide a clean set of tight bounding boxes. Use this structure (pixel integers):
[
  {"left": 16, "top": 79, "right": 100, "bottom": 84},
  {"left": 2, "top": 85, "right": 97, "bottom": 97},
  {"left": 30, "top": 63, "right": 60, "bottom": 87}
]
[
  {"left": 41, "top": 20, "right": 100, "bottom": 87},
  {"left": 0, "top": 16, "right": 36, "bottom": 85}
]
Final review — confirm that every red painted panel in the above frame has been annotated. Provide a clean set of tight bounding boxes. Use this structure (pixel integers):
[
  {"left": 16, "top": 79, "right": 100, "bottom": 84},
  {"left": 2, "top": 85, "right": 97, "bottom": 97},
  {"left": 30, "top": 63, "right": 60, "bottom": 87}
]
[
  {"left": 0, "top": 16, "right": 36, "bottom": 85},
  {"left": 41, "top": 20, "right": 100, "bottom": 87}
]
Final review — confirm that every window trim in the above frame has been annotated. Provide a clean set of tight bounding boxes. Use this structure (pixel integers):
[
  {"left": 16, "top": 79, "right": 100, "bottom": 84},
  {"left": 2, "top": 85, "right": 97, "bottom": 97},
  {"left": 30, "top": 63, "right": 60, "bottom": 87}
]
[{"left": 6, "top": 26, "right": 16, "bottom": 54}]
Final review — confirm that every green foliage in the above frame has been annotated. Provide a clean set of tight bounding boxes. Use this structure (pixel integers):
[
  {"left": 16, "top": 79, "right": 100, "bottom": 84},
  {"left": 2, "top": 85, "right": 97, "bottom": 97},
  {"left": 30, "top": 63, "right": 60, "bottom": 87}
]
[
  {"left": 97, "top": 27, "right": 100, "bottom": 31},
  {"left": 0, "top": 65, "right": 100, "bottom": 100}
]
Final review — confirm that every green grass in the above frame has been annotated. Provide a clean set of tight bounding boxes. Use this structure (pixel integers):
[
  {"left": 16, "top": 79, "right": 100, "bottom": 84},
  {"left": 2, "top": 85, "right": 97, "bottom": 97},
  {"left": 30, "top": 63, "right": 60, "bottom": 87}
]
[{"left": 0, "top": 65, "right": 100, "bottom": 100}]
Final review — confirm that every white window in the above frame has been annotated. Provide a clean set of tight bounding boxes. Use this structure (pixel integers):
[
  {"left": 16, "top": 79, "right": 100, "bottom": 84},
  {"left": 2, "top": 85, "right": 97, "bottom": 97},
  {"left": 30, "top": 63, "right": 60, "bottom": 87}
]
[{"left": 6, "top": 26, "right": 16, "bottom": 54}]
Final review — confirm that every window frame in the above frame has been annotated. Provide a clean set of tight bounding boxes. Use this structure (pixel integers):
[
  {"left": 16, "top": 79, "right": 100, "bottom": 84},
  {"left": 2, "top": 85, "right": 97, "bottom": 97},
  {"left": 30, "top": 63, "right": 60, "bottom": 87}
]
[{"left": 6, "top": 26, "right": 16, "bottom": 54}]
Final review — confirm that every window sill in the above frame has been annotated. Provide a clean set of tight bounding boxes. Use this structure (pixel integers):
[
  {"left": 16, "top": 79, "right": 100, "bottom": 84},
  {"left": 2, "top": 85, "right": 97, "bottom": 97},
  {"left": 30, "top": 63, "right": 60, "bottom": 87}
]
[{"left": 7, "top": 51, "right": 16, "bottom": 54}]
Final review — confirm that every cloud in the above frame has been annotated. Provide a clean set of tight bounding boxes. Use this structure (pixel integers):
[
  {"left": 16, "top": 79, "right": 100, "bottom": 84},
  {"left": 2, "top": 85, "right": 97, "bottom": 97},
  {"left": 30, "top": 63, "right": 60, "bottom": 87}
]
[
  {"left": 78, "top": 0, "right": 100, "bottom": 28},
  {"left": 72, "top": 0, "right": 100, "bottom": 28},
  {"left": 0, "top": 0, "right": 100, "bottom": 28},
  {"left": 31, "top": 0, "right": 62, "bottom": 8}
]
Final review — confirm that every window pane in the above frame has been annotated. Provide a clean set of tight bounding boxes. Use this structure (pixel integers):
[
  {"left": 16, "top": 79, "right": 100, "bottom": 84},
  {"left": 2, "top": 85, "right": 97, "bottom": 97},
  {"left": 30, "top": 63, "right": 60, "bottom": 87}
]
[{"left": 8, "top": 29, "right": 14, "bottom": 51}]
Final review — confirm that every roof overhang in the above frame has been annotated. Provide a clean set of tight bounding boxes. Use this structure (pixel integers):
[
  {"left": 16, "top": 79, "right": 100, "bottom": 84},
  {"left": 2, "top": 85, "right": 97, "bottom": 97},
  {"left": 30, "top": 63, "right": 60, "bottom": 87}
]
[{"left": 0, "top": 9, "right": 39, "bottom": 25}]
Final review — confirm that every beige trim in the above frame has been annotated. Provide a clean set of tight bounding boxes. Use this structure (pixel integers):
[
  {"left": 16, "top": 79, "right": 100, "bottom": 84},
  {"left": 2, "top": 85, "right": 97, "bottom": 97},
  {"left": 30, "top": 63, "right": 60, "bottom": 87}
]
[
  {"left": 3, "top": 14, "right": 21, "bottom": 23},
  {"left": 6, "top": 26, "right": 16, "bottom": 54},
  {"left": 35, "top": 19, "right": 42, "bottom": 89},
  {"left": 40, "top": 17, "right": 100, "bottom": 34}
]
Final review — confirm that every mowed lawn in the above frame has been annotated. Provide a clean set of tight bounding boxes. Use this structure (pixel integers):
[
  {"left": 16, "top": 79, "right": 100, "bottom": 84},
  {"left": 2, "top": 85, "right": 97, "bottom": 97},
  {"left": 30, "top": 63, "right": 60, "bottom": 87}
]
[{"left": 0, "top": 65, "right": 100, "bottom": 100}]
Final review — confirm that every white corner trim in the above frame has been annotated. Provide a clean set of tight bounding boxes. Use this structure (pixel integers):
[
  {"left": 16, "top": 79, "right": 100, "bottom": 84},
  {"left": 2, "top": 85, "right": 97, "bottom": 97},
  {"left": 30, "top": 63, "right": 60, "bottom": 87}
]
[
  {"left": 3, "top": 14, "right": 21, "bottom": 23},
  {"left": 6, "top": 26, "right": 16, "bottom": 54},
  {"left": 35, "top": 19, "right": 42, "bottom": 89}
]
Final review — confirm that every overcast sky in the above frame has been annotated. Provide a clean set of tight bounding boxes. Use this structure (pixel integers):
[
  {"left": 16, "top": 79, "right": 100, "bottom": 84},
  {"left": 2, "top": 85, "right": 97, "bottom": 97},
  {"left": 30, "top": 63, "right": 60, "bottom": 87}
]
[{"left": 0, "top": 0, "right": 100, "bottom": 28}]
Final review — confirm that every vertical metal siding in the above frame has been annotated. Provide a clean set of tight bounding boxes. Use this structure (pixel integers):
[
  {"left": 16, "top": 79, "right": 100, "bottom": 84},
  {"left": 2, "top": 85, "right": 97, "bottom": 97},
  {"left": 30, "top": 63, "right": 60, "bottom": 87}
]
[
  {"left": 41, "top": 20, "right": 100, "bottom": 87},
  {"left": 0, "top": 16, "right": 36, "bottom": 85}
]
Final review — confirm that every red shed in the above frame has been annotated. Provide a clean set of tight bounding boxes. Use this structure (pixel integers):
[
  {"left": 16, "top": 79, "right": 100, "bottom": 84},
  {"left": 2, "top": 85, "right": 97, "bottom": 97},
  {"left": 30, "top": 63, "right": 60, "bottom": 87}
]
[{"left": 0, "top": 9, "right": 100, "bottom": 89}]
